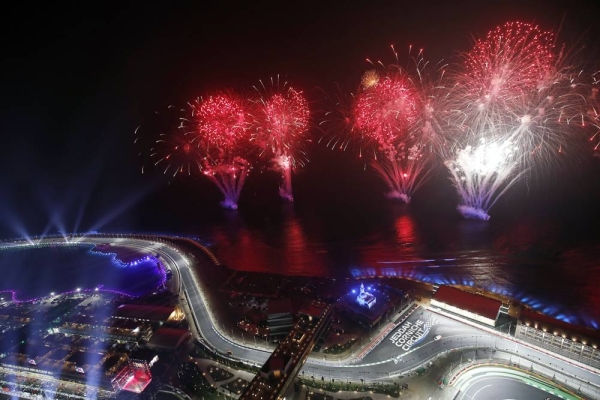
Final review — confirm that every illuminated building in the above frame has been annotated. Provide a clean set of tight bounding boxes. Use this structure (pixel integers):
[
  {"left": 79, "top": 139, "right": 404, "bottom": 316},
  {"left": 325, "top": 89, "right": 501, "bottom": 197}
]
[
  {"left": 356, "top": 283, "right": 376, "bottom": 309},
  {"left": 111, "top": 358, "right": 153, "bottom": 393}
]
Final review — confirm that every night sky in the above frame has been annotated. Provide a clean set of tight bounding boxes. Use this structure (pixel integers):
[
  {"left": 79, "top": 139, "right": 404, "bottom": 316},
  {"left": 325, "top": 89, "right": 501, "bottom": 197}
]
[{"left": 1, "top": 1, "right": 600, "bottom": 237}]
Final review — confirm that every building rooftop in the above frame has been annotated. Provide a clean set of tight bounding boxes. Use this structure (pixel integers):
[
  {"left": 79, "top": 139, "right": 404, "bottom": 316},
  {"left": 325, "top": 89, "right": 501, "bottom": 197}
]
[
  {"left": 298, "top": 300, "right": 327, "bottom": 319},
  {"left": 267, "top": 298, "right": 293, "bottom": 317},
  {"left": 147, "top": 328, "right": 191, "bottom": 350}
]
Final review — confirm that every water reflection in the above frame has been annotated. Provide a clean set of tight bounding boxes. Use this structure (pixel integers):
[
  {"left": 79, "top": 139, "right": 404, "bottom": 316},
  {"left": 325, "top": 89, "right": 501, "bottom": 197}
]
[{"left": 199, "top": 203, "right": 599, "bottom": 328}]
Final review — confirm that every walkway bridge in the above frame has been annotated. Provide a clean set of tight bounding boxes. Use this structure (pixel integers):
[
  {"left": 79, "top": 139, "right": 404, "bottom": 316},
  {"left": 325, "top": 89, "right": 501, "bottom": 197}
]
[{"left": 239, "top": 301, "right": 334, "bottom": 400}]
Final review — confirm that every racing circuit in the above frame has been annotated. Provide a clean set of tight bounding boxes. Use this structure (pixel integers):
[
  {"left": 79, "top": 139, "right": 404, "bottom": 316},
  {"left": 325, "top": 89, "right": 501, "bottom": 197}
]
[{"left": 1, "top": 234, "right": 599, "bottom": 399}]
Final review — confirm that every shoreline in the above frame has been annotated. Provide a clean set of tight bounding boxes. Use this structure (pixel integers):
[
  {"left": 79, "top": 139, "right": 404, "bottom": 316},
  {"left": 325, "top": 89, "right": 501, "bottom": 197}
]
[
  {"left": 176, "top": 235, "right": 600, "bottom": 351},
  {"left": 2, "top": 234, "right": 596, "bottom": 336},
  {"left": 0, "top": 241, "right": 164, "bottom": 303}
]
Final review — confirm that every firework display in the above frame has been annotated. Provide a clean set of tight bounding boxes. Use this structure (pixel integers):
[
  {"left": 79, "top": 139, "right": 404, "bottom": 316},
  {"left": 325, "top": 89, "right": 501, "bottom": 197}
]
[
  {"left": 321, "top": 47, "right": 446, "bottom": 203},
  {"left": 190, "top": 93, "right": 254, "bottom": 209},
  {"left": 194, "top": 94, "right": 250, "bottom": 149},
  {"left": 252, "top": 77, "right": 311, "bottom": 202},
  {"left": 138, "top": 93, "right": 254, "bottom": 210},
  {"left": 445, "top": 138, "right": 523, "bottom": 220},
  {"left": 137, "top": 20, "right": 599, "bottom": 216},
  {"left": 443, "top": 21, "right": 595, "bottom": 220},
  {"left": 354, "top": 71, "right": 419, "bottom": 144}
]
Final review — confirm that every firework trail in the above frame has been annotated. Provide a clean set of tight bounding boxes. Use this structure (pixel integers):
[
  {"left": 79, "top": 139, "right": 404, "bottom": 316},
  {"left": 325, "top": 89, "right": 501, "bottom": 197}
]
[
  {"left": 321, "top": 46, "right": 447, "bottom": 203},
  {"left": 135, "top": 105, "right": 202, "bottom": 178},
  {"left": 317, "top": 85, "right": 356, "bottom": 154},
  {"left": 586, "top": 72, "right": 600, "bottom": 149},
  {"left": 252, "top": 76, "right": 310, "bottom": 202},
  {"left": 191, "top": 92, "right": 254, "bottom": 210},
  {"left": 444, "top": 21, "right": 595, "bottom": 220}
]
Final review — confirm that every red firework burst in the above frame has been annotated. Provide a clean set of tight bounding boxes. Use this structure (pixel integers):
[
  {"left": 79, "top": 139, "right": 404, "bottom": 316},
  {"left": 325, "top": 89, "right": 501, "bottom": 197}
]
[
  {"left": 193, "top": 93, "right": 251, "bottom": 149},
  {"left": 254, "top": 81, "right": 310, "bottom": 167},
  {"left": 463, "top": 21, "right": 556, "bottom": 102},
  {"left": 263, "top": 89, "right": 310, "bottom": 144},
  {"left": 353, "top": 74, "right": 419, "bottom": 144}
]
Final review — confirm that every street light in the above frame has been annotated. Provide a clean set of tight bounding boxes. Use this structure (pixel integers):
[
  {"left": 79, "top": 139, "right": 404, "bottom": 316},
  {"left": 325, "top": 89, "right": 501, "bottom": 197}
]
[{"left": 326, "top": 369, "right": 333, "bottom": 382}]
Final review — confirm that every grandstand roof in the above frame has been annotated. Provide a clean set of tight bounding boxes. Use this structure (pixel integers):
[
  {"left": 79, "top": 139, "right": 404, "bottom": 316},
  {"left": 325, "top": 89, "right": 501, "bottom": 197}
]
[
  {"left": 113, "top": 304, "right": 175, "bottom": 322},
  {"left": 433, "top": 286, "right": 501, "bottom": 321},
  {"left": 520, "top": 309, "right": 600, "bottom": 344}
]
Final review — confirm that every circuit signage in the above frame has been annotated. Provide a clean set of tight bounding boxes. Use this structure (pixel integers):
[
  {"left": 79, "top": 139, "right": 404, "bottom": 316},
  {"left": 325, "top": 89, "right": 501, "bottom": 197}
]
[{"left": 389, "top": 319, "right": 431, "bottom": 351}]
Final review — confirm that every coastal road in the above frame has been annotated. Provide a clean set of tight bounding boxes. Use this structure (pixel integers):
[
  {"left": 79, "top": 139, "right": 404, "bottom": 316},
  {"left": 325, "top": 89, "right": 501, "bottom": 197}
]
[{"left": 4, "top": 235, "right": 599, "bottom": 398}]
